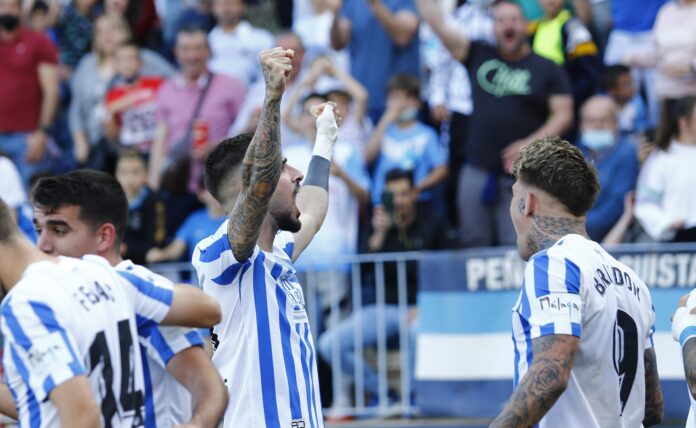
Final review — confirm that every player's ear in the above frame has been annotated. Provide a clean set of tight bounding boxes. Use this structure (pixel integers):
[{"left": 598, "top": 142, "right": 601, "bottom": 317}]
[
  {"left": 96, "top": 223, "right": 117, "bottom": 253},
  {"left": 524, "top": 192, "right": 536, "bottom": 218}
]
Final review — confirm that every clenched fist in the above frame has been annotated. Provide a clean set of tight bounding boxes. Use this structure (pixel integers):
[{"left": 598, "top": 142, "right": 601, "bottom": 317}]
[{"left": 260, "top": 47, "right": 294, "bottom": 97}]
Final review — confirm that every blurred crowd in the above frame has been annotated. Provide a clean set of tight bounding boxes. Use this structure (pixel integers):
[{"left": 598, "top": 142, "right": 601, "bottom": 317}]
[{"left": 2, "top": 0, "right": 696, "bottom": 415}]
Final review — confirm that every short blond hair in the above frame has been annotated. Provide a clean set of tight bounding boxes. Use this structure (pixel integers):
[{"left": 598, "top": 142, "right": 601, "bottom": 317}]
[{"left": 511, "top": 136, "right": 600, "bottom": 217}]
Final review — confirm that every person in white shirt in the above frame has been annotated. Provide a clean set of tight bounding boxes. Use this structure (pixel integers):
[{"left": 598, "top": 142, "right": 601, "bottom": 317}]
[
  {"left": 193, "top": 47, "right": 339, "bottom": 427},
  {"left": 208, "top": 0, "right": 274, "bottom": 87},
  {"left": 491, "top": 136, "right": 663, "bottom": 427},
  {"left": 635, "top": 96, "right": 696, "bottom": 242},
  {"left": 0, "top": 197, "right": 221, "bottom": 428},
  {"left": 30, "top": 169, "right": 227, "bottom": 428}
]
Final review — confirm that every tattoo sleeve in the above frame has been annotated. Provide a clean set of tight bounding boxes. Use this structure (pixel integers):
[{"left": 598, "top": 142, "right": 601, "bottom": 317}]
[
  {"left": 226, "top": 93, "right": 283, "bottom": 261},
  {"left": 643, "top": 348, "right": 663, "bottom": 426},
  {"left": 490, "top": 335, "right": 579, "bottom": 428}
]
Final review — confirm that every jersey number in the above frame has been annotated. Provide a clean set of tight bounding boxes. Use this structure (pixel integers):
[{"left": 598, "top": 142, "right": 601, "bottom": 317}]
[
  {"left": 613, "top": 310, "right": 638, "bottom": 414},
  {"left": 88, "top": 319, "right": 144, "bottom": 428}
]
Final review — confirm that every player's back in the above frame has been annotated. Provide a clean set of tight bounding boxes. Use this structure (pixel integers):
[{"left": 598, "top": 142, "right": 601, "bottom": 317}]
[
  {"left": 517, "top": 234, "right": 655, "bottom": 427},
  {"left": 1, "top": 255, "right": 159, "bottom": 427}
]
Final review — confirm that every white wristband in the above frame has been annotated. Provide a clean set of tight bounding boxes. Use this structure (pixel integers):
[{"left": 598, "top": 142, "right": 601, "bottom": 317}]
[
  {"left": 313, "top": 104, "right": 338, "bottom": 161},
  {"left": 672, "top": 306, "right": 696, "bottom": 347}
]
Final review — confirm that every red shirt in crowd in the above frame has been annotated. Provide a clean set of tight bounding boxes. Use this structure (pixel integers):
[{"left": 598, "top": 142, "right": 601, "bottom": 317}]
[
  {"left": 105, "top": 76, "right": 165, "bottom": 152},
  {"left": 0, "top": 27, "right": 58, "bottom": 132}
]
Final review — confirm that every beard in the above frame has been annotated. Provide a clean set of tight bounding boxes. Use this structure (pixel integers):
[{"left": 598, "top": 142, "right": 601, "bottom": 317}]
[{"left": 275, "top": 210, "right": 302, "bottom": 233}]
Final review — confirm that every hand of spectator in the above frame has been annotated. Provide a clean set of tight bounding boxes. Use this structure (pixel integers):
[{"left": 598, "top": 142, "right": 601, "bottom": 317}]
[
  {"left": 372, "top": 205, "right": 393, "bottom": 234},
  {"left": 669, "top": 219, "right": 686, "bottom": 232},
  {"left": 637, "top": 138, "right": 655, "bottom": 164},
  {"left": 501, "top": 139, "right": 527, "bottom": 173},
  {"left": 384, "top": 97, "right": 407, "bottom": 124},
  {"left": 660, "top": 61, "right": 694, "bottom": 79},
  {"left": 260, "top": 47, "right": 294, "bottom": 98},
  {"left": 622, "top": 191, "right": 635, "bottom": 220},
  {"left": 430, "top": 104, "right": 450, "bottom": 124},
  {"left": 25, "top": 129, "right": 48, "bottom": 163},
  {"left": 145, "top": 247, "right": 165, "bottom": 264},
  {"left": 74, "top": 133, "right": 90, "bottom": 165}
]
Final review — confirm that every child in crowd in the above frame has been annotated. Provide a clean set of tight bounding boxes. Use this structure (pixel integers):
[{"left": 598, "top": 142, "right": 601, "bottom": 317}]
[
  {"left": 365, "top": 73, "right": 448, "bottom": 207},
  {"left": 104, "top": 42, "right": 165, "bottom": 155},
  {"left": 145, "top": 181, "right": 227, "bottom": 264},
  {"left": 115, "top": 150, "right": 164, "bottom": 265},
  {"left": 601, "top": 64, "right": 651, "bottom": 139}
]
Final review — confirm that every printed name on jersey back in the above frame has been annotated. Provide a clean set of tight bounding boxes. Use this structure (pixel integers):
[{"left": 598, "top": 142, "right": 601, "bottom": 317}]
[
  {"left": 535, "top": 292, "right": 582, "bottom": 325},
  {"left": 593, "top": 263, "right": 642, "bottom": 301},
  {"left": 72, "top": 280, "right": 117, "bottom": 311},
  {"left": 21, "top": 331, "right": 74, "bottom": 380}
]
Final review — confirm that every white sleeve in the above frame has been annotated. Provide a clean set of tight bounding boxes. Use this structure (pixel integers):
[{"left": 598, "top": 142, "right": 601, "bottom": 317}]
[
  {"left": 0, "top": 158, "right": 26, "bottom": 208},
  {"left": 634, "top": 153, "right": 677, "bottom": 241},
  {"left": 117, "top": 271, "right": 173, "bottom": 328}
]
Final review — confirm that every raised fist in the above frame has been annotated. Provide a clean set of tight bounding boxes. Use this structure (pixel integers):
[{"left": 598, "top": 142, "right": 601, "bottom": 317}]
[
  {"left": 310, "top": 101, "right": 340, "bottom": 142},
  {"left": 259, "top": 47, "right": 294, "bottom": 97}
]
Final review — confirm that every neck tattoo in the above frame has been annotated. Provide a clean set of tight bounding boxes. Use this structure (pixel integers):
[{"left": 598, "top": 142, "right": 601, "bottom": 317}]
[{"left": 525, "top": 214, "right": 585, "bottom": 255}]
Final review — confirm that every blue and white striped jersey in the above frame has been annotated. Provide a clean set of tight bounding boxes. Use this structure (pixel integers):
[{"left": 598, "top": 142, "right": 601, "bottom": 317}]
[
  {"left": 193, "top": 219, "right": 324, "bottom": 428},
  {"left": 511, "top": 234, "right": 655, "bottom": 428},
  {"left": 116, "top": 260, "right": 205, "bottom": 428},
  {"left": 1, "top": 255, "right": 173, "bottom": 428}
]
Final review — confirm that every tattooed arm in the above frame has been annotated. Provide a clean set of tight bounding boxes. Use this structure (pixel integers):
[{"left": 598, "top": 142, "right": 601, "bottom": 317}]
[
  {"left": 227, "top": 48, "right": 294, "bottom": 262},
  {"left": 643, "top": 348, "right": 663, "bottom": 426},
  {"left": 490, "top": 335, "right": 579, "bottom": 428}
]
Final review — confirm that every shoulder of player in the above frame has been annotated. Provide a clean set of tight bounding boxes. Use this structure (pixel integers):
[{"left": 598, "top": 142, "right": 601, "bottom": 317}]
[
  {"left": 192, "top": 218, "right": 235, "bottom": 265},
  {"left": 116, "top": 261, "right": 173, "bottom": 289}
]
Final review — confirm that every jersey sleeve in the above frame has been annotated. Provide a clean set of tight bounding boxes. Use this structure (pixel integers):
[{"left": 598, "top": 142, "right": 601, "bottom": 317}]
[
  {"left": 193, "top": 220, "right": 257, "bottom": 287},
  {"left": 0, "top": 294, "right": 85, "bottom": 402},
  {"left": 117, "top": 270, "right": 173, "bottom": 328},
  {"left": 520, "top": 250, "right": 583, "bottom": 339},
  {"left": 139, "top": 326, "right": 205, "bottom": 368}
]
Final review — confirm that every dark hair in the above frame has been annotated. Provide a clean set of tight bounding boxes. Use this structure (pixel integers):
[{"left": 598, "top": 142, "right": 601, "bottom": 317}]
[
  {"left": 302, "top": 92, "right": 328, "bottom": 106},
  {"left": 31, "top": 170, "right": 129, "bottom": 244},
  {"left": 326, "top": 89, "right": 352, "bottom": 103},
  {"left": 600, "top": 64, "right": 631, "bottom": 92},
  {"left": 387, "top": 74, "right": 420, "bottom": 99},
  {"left": 205, "top": 133, "right": 254, "bottom": 203},
  {"left": 385, "top": 168, "right": 415, "bottom": 187},
  {"left": 656, "top": 97, "right": 696, "bottom": 150},
  {"left": 30, "top": 0, "right": 49, "bottom": 14},
  {"left": 511, "top": 136, "right": 600, "bottom": 217},
  {"left": 176, "top": 24, "right": 210, "bottom": 47},
  {"left": 0, "top": 198, "right": 17, "bottom": 243},
  {"left": 116, "top": 149, "right": 146, "bottom": 168}
]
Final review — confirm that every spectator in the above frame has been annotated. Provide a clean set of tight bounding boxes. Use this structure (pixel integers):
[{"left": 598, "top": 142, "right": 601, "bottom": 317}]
[
  {"left": 145, "top": 185, "right": 226, "bottom": 263},
  {"left": 628, "top": 0, "right": 696, "bottom": 104},
  {"left": 605, "top": 0, "right": 668, "bottom": 125},
  {"left": 0, "top": 156, "right": 36, "bottom": 242},
  {"left": 293, "top": 0, "right": 349, "bottom": 71},
  {"left": 69, "top": 14, "right": 174, "bottom": 169},
  {"left": 600, "top": 64, "right": 650, "bottom": 139},
  {"left": 636, "top": 96, "right": 696, "bottom": 242},
  {"left": 0, "top": 0, "right": 59, "bottom": 185},
  {"left": 115, "top": 149, "right": 163, "bottom": 265},
  {"left": 27, "top": 0, "right": 58, "bottom": 42},
  {"left": 56, "top": 0, "right": 97, "bottom": 70},
  {"left": 317, "top": 168, "right": 454, "bottom": 408},
  {"left": 418, "top": 0, "right": 573, "bottom": 247},
  {"left": 164, "top": 0, "right": 215, "bottom": 59},
  {"left": 228, "top": 31, "right": 306, "bottom": 145},
  {"left": 528, "top": 0, "right": 600, "bottom": 109},
  {"left": 208, "top": 0, "right": 274, "bottom": 87},
  {"left": 365, "top": 74, "right": 448, "bottom": 208},
  {"left": 284, "top": 55, "right": 370, "bottom": 153},
  {"left": 426, "top": 0, "right": 494, "bottom": 226},
  {"left": 578, "top": 95, "right": 640, "bottom": 241},
  {"left": 104, "top": 42, "right": 166, "bottom": 154},
  {"left": 148, "top": 26, "right": 246, "bottom": 193},
  {"left": 330, "top": 0, "right": 420, "bottom": 123}
]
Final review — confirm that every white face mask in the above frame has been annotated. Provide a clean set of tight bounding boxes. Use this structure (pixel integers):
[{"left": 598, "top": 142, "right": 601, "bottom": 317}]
[{"left": 581, "top": 129, "right": 616, "bottom": 151}]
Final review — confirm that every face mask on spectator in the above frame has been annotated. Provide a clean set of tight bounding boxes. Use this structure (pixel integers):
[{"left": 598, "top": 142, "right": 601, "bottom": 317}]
[
  {"left": 467, "top": 0, "right": 495, "bottom": 6},
  {"left": 0, "top": 14, "right": 19, "bottom": 31},
  {"left": 398, "top": 107, "right": 419, "bottom": 123},
  {"left": 581, "top": 129, "right": 615, "bottom": 151}
]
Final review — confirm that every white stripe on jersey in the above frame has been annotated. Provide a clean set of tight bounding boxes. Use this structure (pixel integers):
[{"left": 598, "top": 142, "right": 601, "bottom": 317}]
[
  {"left": 1, "top": 255, "right": 173, "bottom": 428},
  {"left": 193, "top": 219, "right": 324, "bottom": 428},
  {"left": 511, "top": 234, "right": 655, "bottom": 428},
  {"left": 117, "top": 260, "right": 205, "bottom": 428}
]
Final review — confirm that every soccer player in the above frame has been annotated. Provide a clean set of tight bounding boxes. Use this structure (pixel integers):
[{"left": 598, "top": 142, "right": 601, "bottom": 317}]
[
  {"left": 193, "top": 47, "right": 338, "bottom": 427},
  {"left": 672, "top": 293, "right": 696, "bottom": 426},
  {"left": 0, "top": 197, "right": 219, "bottom": 427},
  {"left": 30, "top": 170, "right": 228, "bottom": 428},
  {"left": 491, "top": 137, "right": 663, "bottom": 427}
]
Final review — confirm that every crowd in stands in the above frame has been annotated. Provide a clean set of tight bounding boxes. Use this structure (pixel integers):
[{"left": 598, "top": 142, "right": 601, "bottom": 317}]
[{"left": 2, "top": 0, "right": 696, "bottom": 415}]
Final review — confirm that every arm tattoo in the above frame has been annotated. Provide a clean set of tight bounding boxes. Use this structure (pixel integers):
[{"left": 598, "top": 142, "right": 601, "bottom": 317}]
[
  {"left": 643, "top": 348, "right": 663, "bottom": 426},
  {"left": 490, "top": 335, "right": 578, "bottom": 428},
  {"left": 227, "top": 94, "right": 283, "bottom": 261},
  {"left": 525, "top": 215, "right": 585, "bottom": 256}
]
